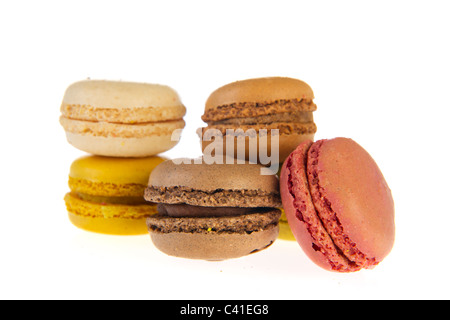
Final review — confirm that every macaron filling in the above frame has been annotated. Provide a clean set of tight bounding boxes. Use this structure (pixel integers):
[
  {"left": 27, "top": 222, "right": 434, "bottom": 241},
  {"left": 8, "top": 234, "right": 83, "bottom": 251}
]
[
  {"left": 205, "top": 111, "right": 314, "bottom": 126},
  {"left": 68, "top": 177, "right": 147, "bottom": 198},
  {"left": 202, "top": 121, "right": 317, "bottom": 136},
  {"left": 156, "top": 203, "right": 271, "bottom": 217},
  {"left": 202, "top": 104, "right": 317, "bottom": 137}
]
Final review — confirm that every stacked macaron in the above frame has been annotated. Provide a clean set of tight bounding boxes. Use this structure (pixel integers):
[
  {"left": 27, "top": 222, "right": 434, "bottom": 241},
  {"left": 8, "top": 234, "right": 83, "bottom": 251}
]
[
  {"left": 64, "top": 156, "right": 166, "bottom": 235},
  {"left": 144, "top": 158, "right": 282, "bottom": 260},
  {"left": 60, "top": 80, "right": 186, "bottom": 157},
  {"left": 200, "top": 77, "right": 317, "bottom": 163},
  {"left": 60, "top": 80, "right": 186, "bottom": 235}
]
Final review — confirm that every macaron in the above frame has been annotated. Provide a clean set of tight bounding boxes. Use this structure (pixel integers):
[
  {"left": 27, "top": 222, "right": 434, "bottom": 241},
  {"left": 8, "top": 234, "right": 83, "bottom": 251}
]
[
  {"left": 144, "top": 158, "right": 282, "bottom": 260},
  {"left": 199, "top": 77, "right": 317, "bottom": 163},
  {"left": 280, "top": 138, "right": 395, "bottom": 272},
  {"left": 60, "top": 80, "right": 186, "bottom": 157},
  {"left": 65, "top": 155, "right": 166, "bottom": 235}
]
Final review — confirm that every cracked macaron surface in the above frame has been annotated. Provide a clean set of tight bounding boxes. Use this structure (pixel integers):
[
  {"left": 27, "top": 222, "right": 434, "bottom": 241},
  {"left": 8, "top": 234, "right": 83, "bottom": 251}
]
[{"left": 280, "top": 138, "right": 395, "bottom": 272}]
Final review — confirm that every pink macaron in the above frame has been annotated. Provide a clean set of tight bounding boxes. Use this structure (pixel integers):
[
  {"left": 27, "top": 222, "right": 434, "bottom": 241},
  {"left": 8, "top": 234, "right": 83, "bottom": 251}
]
[{"left": 280, "top": 138, "right": 395, "bottom": 272}]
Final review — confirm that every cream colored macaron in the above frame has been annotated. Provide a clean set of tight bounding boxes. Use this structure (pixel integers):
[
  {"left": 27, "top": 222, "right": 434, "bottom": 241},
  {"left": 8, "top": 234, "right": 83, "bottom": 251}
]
[{"left": 60, "top": 80, "right": 186, "bottom": 157}]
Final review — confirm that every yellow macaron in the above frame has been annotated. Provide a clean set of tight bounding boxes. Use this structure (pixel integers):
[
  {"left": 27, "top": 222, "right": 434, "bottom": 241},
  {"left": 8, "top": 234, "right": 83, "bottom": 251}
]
[
  {"left": 60, "top": 80, "right": 186, "bottom": 157},
  {"left": 276, "top": 165, "right": 295, "bottom": 241},
  {"left": 278, "top": 208, "right": 296, "bottom": 241},
  {"left": 65, "top": 155, "right": 166, "bottom": 235}
]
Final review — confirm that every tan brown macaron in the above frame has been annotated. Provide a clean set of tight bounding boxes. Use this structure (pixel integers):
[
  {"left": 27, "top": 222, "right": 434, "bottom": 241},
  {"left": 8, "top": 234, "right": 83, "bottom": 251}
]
[
  {"left": 144, "top": 158, "right": 282, "bottom": 260},
  {"left": 199, "top": 77, "right": 317, "bottom": 163}
]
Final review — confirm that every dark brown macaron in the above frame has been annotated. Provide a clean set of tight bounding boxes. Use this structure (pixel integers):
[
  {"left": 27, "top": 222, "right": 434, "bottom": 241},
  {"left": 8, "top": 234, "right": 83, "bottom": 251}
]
[
  {"left": 199, "top": 77, "right": 317, "bottom": 163},
  {"left": 144, "top": 158, "right": 282, "bottom": 260}
]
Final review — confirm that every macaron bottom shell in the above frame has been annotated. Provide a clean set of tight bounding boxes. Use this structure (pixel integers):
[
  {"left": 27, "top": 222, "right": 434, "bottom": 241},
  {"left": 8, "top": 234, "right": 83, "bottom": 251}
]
[
  {"left": 68, "top": 212, "right": 149, "bottom": 235},
  {"left": 148, "top": 225, "right": 279, "bottom": 261},
  {"left": 146, "top": 209, "right": 281, "bottom": 260}
]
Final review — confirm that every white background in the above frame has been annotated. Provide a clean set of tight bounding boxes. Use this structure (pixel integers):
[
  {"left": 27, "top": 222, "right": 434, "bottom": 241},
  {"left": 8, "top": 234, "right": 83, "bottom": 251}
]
[{"left": 1, "top": 0, "right": 449, "bottom": 300}]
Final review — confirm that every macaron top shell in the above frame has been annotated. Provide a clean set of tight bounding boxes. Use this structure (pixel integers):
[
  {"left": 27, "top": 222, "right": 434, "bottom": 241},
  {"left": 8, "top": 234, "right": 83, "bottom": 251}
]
[
  {"left": 62, "top": 80, "right": 184, "bottom": 109},
  {"left": 307, "top": 138, "right": 395, "bottom": 263},
  {"left": 61, "top": 80, "right": 186, "bottom": 124},
  {"left": 205, "top": 77, "right": 315, "bottom": 112},
  {"left": 148, "top": 158, "right": 279, "bottom": 193},
  {"left": 70, "top": 155, "right": 167, "bottom": 185}
]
